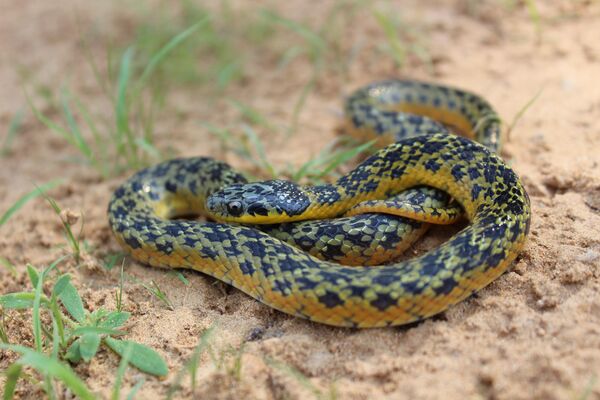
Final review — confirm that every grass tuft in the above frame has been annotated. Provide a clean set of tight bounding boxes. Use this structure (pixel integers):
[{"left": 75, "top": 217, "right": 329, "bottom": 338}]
[{"left": 27, "top": 19, "right": 209, "bottom": 178}]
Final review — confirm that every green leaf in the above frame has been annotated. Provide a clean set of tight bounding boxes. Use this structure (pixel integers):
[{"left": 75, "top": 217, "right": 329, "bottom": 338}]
[
  {"left": 104, "top": 337, "right": 168, "bottom": 377},
  {"left": 111, "top": 341, "right": 134, "bottom": 400},
  {"left": 3, "top": 363, "right": 22, "bottom": 400},
  {"left": 58, "top": 281, "right": 86, "bottom": 322},
  {"left": 65, "top": 339, "right": 82, "bottom": 363},
  {"left": 79, "top": 333, "right": 101, "bottom": 362},
  {"left": 0, "top": 344, "right": 95, "bottom": 400},
  {"left": 26, "top": 264, "right": 39, "bottom": 288},
  {"left": 52, "top": 274, "right": 71, "bottom": 298},
  {"left": 100, "top": 311, "right": 130, "bottom": 329},
  {"left": 0, "top": 292, "right": 38, "bottom": 309},
  {"left": 0, "top": 180, "right": 62, "bottom": 227}
]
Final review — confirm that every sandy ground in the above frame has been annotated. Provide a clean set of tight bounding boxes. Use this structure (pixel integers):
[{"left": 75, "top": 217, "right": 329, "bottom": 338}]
[{"left": 1, "top": 1, "right": 600, "bottom": 399}]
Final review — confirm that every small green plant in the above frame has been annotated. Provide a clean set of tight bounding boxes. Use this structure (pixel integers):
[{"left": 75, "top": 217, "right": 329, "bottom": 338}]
[
  {"left": 136, "top": 278, "right": 175, "bottom": 310},
  {"left": 0, "top": 258, "right": 168, "bottom": 399},
  {"left": 41, "top": 192, "right": 84, "bottom": 263}
]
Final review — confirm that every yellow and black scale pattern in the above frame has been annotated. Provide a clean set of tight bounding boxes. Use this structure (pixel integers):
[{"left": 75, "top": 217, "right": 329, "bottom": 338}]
[{"left": 108, "top": 80, "right": 531, "bottom": 328}]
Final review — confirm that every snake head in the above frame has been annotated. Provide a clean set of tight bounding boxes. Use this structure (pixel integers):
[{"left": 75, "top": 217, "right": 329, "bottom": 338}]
[{"left": 205, "top": 180, "right": 311, "bottom": 223}]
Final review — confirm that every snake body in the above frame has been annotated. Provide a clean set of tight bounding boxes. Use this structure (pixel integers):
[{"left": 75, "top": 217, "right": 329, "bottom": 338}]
[{"left": 108, "top": 80, "right": 531, "bottom": 328}]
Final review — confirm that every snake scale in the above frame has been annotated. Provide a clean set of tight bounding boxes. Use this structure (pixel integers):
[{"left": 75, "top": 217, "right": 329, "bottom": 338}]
[{"left": 108, "top": 80, "right": 531, "bottom": 328}]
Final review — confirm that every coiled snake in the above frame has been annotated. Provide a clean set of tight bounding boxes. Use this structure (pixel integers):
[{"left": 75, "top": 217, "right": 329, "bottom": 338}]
[{"left": 108, "top": 80, "right": 531, "bottom": 328}]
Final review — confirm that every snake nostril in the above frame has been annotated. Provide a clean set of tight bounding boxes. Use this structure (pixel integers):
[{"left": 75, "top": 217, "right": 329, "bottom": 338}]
[{"left": 226, "top": 201, "right": 244, "bottom": 217}]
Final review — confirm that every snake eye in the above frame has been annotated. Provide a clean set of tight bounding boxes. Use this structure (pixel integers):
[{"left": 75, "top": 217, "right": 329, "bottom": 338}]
[{"left": 226, "top": 201, "right": 244, "bottom": 217}]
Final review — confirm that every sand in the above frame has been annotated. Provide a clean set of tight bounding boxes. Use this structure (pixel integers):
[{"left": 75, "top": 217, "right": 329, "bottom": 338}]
[{"left": 1, "top": 1, "right": 599, "bottom": 399}]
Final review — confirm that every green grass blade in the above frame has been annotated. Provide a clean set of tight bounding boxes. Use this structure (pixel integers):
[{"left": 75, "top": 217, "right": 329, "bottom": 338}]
[
  {"left": 524, "top": 0, "right": 541, "bottom": 38},
  {"left": 289, "top": 76, "right": 316, "bottom": 135},
  {"left": 241, "top": 125, "right": 277, "bottom": 178},
  {"left": 126, "top": 378, "right": 145, "bottom": 400},
  {"left": 1, "top": 108, "right": 25, "bottom": 156},
  {"left": 104, "top": 337, "right": 168, "bottom": 377},
  {"left": 372, "top": 9, "right": 406, "bottom": 67},
  {"left": 116, "top": 260, "right": 125, "bottom": 312},
  {"left": 0, "top": 344, "right": 95, "bottom": 400},
  {"left": 3, "top": 363, "right": 22, "bottom": 400},
  {"left": 0, "top": 180, "right": 62, "bottom": 227},
  {"left": 134, "top": 137, "right": 161, "bottom": 159},
  {"left": 0, "top": 315, "right": 8, "bottom": 343},
  {"left": 71, "top": 95, "right": 109, "bottom": 177},
  {"left": 115, "top": 47, "right": 135, "bottom": 164},
  {"left": 26, "top": 264, "right": 40, "bottom": 288},
  {"left": 136, "top": 279, "right": 174, "bottom": 310},
  {"left": 60, "top": 89, "right": 94, "bottom": 162},
  {"left": 0, "top": 257, "right": 17, "bottom": 277},
  {"left": 506, "top": 88, "right": 543, "bottom": 140},
  {"left": 264, "top": 356, "right": 322, "bottom": 398},
  {"left": 217, "top": 61, "right": 241, "bottom": 89},
  {"left": 171, "top": 271, "right": 190, "bottom": 286},
  {"left": 166, "top": 325, "right": 216, "bottom": 399},
  {"left": 260, "top": 10, "right": 325, "bottom": 60},
  {"left": 25, "top": 91, "right": 79, "bottom": 148},
  {"left": 103, "top": 252, "right": 125, "bottom": 270},
  {"left": 229, "top": 99, "right": 278, "bottom": 133},
  {"left": 136, "top": 18, "right": 209, "bottom": 90},
  {"left": 313, "top": 139, "right": 375, "bottom": 180},
  {"left": 32, "top": 267, "right": 45, "bottom": 352}
]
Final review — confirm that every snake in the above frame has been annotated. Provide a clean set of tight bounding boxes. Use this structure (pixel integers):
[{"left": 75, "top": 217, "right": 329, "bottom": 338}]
[{"left": 108, "top": 80, "right": 531, "bottom": 328}]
